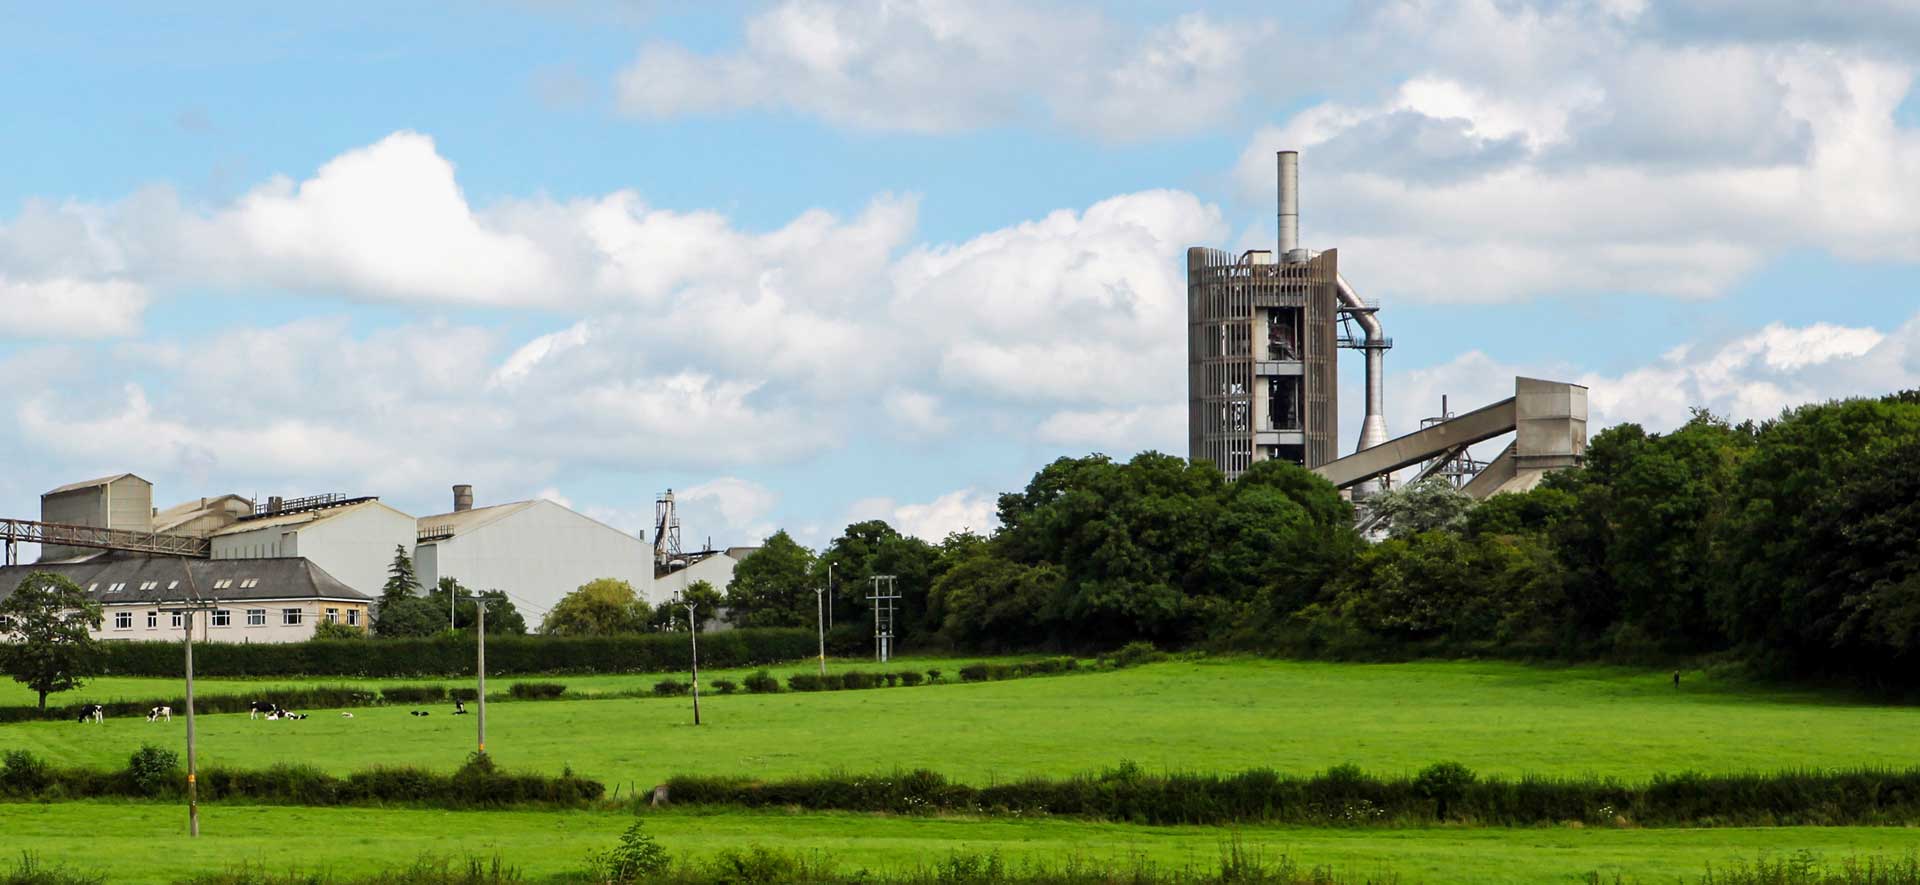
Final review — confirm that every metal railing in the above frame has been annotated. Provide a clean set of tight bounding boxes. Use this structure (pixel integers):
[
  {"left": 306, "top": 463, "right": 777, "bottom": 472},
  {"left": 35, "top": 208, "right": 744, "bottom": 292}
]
[{"left": 1, "top": 517, "right": 210, "bottom": 562}]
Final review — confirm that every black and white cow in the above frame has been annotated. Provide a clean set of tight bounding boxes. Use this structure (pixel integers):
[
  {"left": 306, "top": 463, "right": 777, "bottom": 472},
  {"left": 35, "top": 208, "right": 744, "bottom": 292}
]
[
  {"left": 453, "top": 699, "right": 468, "bottom": 715},
  {"left": 410, "top": 710, "right": 431, "bottom": 717},
  {"left": 76, "top": 704, "right": 104, "bottom": 724},
  {"left": 147, "top": 706, "right": 172, "bottom": 722},
  {"left": 248, "top": 700, "right": 280, "bottom": 720}
]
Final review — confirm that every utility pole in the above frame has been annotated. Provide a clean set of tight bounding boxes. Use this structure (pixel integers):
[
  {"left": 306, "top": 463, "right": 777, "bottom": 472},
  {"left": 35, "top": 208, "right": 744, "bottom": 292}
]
[
  {"left": 475, "top": 599, "right": 488, "bottom": 754},
  {"left": 166, "top": 561, "right": 213, "bottom": 838},
  {"left": 827, "top": 562, "right": 834, "bottom": 630},
  {"left": 680, "top": 595, "right": 701, "bottom": 725},
  {"left": 867, "top": 575, "right": 899, "bottom": 664},
  {"left": 813, "top": 586, "right": 827, "bottom": 675}
]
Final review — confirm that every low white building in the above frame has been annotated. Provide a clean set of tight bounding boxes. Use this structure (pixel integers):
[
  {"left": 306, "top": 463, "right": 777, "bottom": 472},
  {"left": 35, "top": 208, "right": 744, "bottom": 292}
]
[
  {"left": 414, "top": 488, "right": 660, "bottom": 624},
  {"left": 211, "top": 497, "right": 417, "bottom": 599},
  {"left": 0, "top": 554, "right": 372, "bottom": 644}
]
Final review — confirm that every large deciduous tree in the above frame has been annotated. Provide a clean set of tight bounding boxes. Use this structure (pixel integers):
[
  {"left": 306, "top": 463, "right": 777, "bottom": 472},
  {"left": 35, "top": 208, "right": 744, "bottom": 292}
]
[
  {"left": 0, "top": 572, "right": 104, "bottom": 709},
  {"left": 723, "top": 531, "right": 817, "bottom": 628},
  {"left": 541, "top": 578, "right": 646, "bottom": 636}
]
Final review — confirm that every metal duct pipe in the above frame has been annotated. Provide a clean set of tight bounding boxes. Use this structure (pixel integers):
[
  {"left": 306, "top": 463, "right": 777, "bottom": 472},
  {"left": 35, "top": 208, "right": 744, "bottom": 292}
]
[
  {"left": 1277, "top": 151, "right": 1300, "bottom": 260},
  {"left": 1336, "top": 273, "right": 1388, "bottom": 453}
]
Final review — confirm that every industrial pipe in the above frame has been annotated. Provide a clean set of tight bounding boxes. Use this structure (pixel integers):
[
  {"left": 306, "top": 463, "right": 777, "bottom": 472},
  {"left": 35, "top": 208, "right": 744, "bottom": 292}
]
[{"left": 1336, "top": 274, "right": 1389, "bottom": 453}]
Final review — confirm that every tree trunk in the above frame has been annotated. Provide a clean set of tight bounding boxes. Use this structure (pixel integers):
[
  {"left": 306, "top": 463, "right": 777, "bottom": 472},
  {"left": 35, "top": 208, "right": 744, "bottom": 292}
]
[{"left": 38, "top": 689, "right": 47, "bottom": 711}]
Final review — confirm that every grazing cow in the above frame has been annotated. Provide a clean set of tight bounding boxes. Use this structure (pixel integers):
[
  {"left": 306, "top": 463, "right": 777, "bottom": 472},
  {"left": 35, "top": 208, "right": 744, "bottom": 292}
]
[
  {"left": 76, "top": 704, "right": 104, "bottom": 724},
  {"left": 147, "top": 706, "right": 172, "bottom": 723},
  {"left": 248, "top": 700, "right": 280, "bottom": 720},
  {"left": 453, "top": 699, "right": 468, "bottom": 715}
]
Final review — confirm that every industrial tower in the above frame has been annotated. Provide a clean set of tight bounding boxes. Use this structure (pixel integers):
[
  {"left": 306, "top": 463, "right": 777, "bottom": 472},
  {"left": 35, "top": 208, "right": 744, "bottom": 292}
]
[{"left": 1187, "top": 151, "right": 1391, "bottom": 482}]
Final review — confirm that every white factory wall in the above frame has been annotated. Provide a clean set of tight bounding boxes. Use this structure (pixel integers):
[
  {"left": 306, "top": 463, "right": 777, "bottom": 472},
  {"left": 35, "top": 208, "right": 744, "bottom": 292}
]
[
  {"left": 416, "top": 501, "right": 657, "bottom": 624},
  {"left": 212, "top": 503, "right": 416, "bottom": 599},
  {"left": 655, "top": 552, "right": 740, "bottom": 598}
]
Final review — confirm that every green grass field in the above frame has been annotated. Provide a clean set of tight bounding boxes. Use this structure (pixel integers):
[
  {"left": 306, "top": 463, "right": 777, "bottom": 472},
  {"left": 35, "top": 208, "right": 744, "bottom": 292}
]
[
  {"left": 5, "top": 657, "right": 1918, "bottom": 785},
  {"left": 8, "top": 802, "right": 1920, "bottom": 884}
]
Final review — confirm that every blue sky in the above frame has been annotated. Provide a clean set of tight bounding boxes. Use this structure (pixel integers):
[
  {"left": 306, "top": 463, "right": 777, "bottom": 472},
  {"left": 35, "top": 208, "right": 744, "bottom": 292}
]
[{"left": 3, "top": 0, "right": 1918, "bottom": 550}]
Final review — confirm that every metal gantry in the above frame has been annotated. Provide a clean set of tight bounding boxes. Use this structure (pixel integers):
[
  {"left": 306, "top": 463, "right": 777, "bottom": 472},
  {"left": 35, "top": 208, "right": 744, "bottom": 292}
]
[
  {"left": 2, "top": 517, "right": 210, "bottom": 564},
  {"left": 866, "top": 575, "right": 899, "bottom": 663}
]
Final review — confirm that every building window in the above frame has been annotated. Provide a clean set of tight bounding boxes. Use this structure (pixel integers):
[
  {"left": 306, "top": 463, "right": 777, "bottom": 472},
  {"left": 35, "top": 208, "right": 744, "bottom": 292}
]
[
  {"left": 239, "top": 578, "right": 259, "bottom": 589},
  {"left": 146, "top": 611, "right": 158, "bottom": 629},
  {"left": 167, "top": 580, "right": 179, "bottom": 591},
  {"left": 346, "top": 609, "right": 360, "bottom": 627},
  {"left": 246, "top": 609, "right": 267, "bottom": 626},
  {"left": 107, "top": 582, "right": 125, "bottom": 593},
  {"left": 281, "top": 608, "right": 303, "bottom": 626},
  {"left": 213, "top": 579, "right": 233, "bottom": 590},
  {"left": 113, "top": 612, "right": 132, "bottom": 630},
  {"left": 324, "top": 608, "right": 340, "bottom": 624},
  {"left": 211, "top": 610, "right": 231, "bottom": 627},
  {"left": 170, "top": 612, "right": 183, "bottom": 629}
]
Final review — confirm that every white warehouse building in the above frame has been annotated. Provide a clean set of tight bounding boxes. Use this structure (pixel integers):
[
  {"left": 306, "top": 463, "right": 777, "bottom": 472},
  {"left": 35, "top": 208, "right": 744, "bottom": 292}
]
[
  {"left": 414, "top": 486, "right": 662, "bottom": 623},
  {"left": 211, "top": 497, "right": 418, "bottom": 600}
]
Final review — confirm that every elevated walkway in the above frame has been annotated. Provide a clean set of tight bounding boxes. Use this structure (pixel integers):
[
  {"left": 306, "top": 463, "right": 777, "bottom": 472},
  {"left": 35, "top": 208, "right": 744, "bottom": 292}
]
[
  {"left": 1313, "top": 377, "right": 1587, "bottom": 499},
  {"left": 2, "top": 518, "right": 210, "bottom": 565}
]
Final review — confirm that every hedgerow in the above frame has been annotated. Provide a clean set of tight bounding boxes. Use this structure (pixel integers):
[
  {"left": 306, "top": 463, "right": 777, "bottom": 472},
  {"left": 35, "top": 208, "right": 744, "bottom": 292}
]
[
  {"left": 659, "top": 762, "right": 1920, "bottom": 828},
  {"left": 88, "top": 629, "right": 816, "bottom": 678},
  {"left": 0, "top": 750, "right": 602, "bottom": 809}
]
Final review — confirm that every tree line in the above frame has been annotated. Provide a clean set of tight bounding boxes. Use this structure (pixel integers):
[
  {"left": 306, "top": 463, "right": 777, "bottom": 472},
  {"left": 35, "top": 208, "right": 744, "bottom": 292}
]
[{"left": 670, "top": 390, "right": 1920, "bottom": 687}]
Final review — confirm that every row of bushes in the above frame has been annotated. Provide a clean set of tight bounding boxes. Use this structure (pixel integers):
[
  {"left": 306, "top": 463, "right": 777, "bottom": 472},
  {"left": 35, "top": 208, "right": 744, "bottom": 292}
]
[
  {"left": 957, "top": 657, "right": 1079, "bottom": 682},
  {"left": 92, "top": 629, "right": 817, "bottom": 678},
  {"left": 785, "top": 669, "right": 932, "bottom": 692},
  {"left": 659, "top": 762, "right": 1920, "bottom": 828},
  {"left": 0, "top": 748, "right": 603, "bottom": 808}
]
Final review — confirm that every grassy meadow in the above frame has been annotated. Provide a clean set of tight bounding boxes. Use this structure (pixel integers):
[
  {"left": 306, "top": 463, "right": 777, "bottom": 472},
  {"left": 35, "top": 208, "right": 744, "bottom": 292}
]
[
  {"left": 4, "top": 657, "right": 1919, "bottom": 784},
  {"left": 11, "top": 802, "right": 1920, "bottom": 884}
]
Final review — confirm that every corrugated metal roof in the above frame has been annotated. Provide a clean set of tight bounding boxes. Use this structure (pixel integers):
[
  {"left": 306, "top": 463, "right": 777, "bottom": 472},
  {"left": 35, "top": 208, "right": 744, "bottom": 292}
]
[
  {"left": 0, "top": 553, "right": 370, "bottom": 605},
  {"left": 415, "top": 500, "right": 538, "bottom": 541},
  {"left": 43, "top": 473, "right": 149, "bottom": 496}
]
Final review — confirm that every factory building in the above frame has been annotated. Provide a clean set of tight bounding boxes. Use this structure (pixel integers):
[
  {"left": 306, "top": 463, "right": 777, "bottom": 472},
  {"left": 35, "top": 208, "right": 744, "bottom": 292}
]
[
  {"left": 414, "top": 485, "right": 662, "bottom": 622},
  {"left": 0, "top": 554, "right": 371, "bottom": 644},
  {"left": 1188, "top": 151, "right": 1391, "bottom": 482},
  {"left": 211, "top": 497, "right": 418, "bottom": 600},
  {"left": 37, "top": 474, "right": 155, "bottom": 561}
]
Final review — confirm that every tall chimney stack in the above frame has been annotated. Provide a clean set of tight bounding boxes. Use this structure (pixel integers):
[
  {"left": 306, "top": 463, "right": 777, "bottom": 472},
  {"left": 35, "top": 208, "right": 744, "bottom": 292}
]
[
  {"left": 452, "top": 484, "right": 473, "bottom": 513},
  {"left": 1277, "top": 150, "right": 1302, "bottom": 262}
]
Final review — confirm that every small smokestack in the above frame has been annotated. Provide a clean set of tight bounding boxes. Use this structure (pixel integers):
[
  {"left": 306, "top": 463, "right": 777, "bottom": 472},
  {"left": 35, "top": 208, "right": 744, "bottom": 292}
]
[
  {"left": 1277, "top": 150, "right": 1301, "bottom": 261},
  {"left": 453, "top": 485, "right": 473, "bottom": 513}
]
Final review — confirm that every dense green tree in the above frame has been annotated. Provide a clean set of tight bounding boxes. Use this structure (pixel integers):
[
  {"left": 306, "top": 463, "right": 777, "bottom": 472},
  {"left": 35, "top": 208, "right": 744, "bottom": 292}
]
[
  {"left": 1205, "top": 460, "right": 1359, "bottom": 633},
  {"left": 541, "top": 578, "right": 647, "bottom": 636},
  {"left": 1463, "top": 485, "right": 1577, "bottom": 538},
  {"left": 1798, "top": 437, "right": 1920, "bottom": 678},
  {"left": 1367, "top": 477, "right": 1476, "bottom": 538},
  {"left": 428, "top": 578, "right": 527, "bottom": 635},
  {"left": 1322, "top": 530, "right": 1564, "bottom": 645},
  {"left": 373, "top": 595, "right": 441, "bottom": 638},
  {"left": 1717, "top": 395, "right": 1920, "bottom": 671},
  {"left": 649, "top": 580, "right": 724, "bottom": 632},
  {"left": 929, "top": 546, "right": 1063, "bottom": 649},
  {"left": 724, "top": 531, "right": 817, "bottom": 628},
  {"left": 379, "top": 545, "right": 421, "bottom": 606},
  {"left": 815, "top": 520, "right": 944, "bottom": 643},
  {"left": 312, "top": 620, "right": 366, "bottom": 640},
  {"left": 0, "top": 572, "right": 103, "bottom": 709}
]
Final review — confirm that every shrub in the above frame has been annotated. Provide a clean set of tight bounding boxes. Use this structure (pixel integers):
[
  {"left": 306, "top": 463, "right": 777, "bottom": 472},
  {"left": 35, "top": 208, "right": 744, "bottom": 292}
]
[
  {"left": 743, "top": 670, "right": 780, "bottom": 694},
  {"left": 126, "top": 745, "right": 181, "bottom": 797},
  {"left": 841, "top": 671, "right": 878, "bottom": 690},
  {"left": 883, "top": 672, "right": 900, "bottom": 687},
  {"left": 958, "top": 663, "right": 989, "bottom": 682},
  {"left": 787, "top": 673, "right": 824, "bottom": 692},
  {"left": 449, "top": 688, "right": 479, "bottom": 702},
  {"left": 381, "top": 685, "right": 447, "bottom": 705},
  {"left": 1107, "top": 641, "right": 1167, "bottom": 669},
  {"left": 1414, "top": 761, "right": 1477, "bottom": 820},
  {"left": 0, "top": 750, "right": 53, "bottom": 795},
  {"left": 897, "top": 671, "right": 924, "bottom": 687},
  {"left": 1017, "top": 657, "right": 1079, "bottom": 676},
  {"left": 593, "top": 821, "right": 671, "bottom": 884},
  {"left": 507, "top": 682, "right": 566, "bottom": 700},
  {"left": 926, "top": 669, "right": 942, "bottom": 682},
  {"left": 711, "top": 679, "right": 738, "bottom": 695},
  {"left": 652, "top": 679, "right": 689, "bottom": 697}
]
